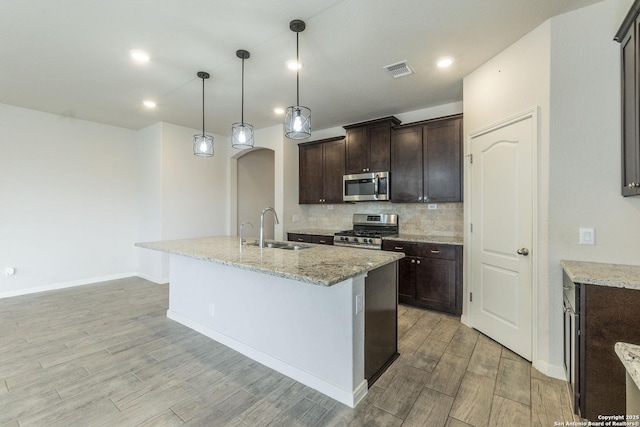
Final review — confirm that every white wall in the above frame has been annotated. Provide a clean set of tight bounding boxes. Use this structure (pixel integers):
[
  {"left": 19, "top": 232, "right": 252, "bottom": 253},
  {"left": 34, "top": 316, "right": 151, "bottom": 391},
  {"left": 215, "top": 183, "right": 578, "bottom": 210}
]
[
  {"left": 547, "top": 0, "right": 639, "bottom": 372},
  {"left": 463, "top": 0, "right": 640, "bottom": 378},
  {"left": 135, "top": 122, "right": 228, "bottom": 283},
  {"left": 0, "top": 103, "right": 139, "bottom": 296},
  {"left": 463, "top": 20, "right": 552, "bottom": 374}
]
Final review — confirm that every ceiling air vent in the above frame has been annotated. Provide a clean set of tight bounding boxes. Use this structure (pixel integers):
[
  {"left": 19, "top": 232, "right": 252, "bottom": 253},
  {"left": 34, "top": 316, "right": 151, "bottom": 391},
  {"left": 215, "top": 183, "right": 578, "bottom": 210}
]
[{"left": 383, "top": 60, "right": 414, "bottom": 78}]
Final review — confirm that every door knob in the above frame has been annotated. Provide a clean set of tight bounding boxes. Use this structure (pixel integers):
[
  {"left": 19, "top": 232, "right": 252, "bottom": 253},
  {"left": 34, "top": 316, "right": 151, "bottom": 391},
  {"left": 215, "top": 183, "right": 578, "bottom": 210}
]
[{"left": 517, "top": 248, "right": 529, "bottom": 256}]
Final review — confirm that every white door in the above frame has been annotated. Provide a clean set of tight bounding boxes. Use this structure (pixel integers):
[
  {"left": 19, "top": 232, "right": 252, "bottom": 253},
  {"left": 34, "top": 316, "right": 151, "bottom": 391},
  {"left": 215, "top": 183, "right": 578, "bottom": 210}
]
[{"left": 469, "top": 111, "right": 536, "bottom": 360}]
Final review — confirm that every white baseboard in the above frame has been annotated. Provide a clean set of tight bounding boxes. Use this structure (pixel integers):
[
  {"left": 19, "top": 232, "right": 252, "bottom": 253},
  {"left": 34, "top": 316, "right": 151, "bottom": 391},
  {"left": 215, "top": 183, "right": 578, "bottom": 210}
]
[
  {"left": 167, "top": 309, "right": 367, "bottom": 408},
  {"left": 533, "top": 359, "right": 567, "bottom": 381},
  {"left": 0, "top": 272, "right": 139, "bottom": 299},
  {"left": 135, "top": 272, "right": 169, "bottom": 285}
]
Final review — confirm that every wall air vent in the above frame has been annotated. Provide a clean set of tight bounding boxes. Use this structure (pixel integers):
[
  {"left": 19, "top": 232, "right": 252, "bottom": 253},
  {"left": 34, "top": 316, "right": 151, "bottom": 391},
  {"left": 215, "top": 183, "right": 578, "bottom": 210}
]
[{"left": 383, "top": 60, "right": 414, "bottom": 78}]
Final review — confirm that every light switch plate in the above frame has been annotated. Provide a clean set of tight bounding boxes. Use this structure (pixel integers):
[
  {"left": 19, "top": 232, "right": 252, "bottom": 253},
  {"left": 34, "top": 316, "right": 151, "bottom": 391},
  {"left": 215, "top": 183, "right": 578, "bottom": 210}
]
[{"left": 579, "top": 227, "right": 595, "bottom": 245}]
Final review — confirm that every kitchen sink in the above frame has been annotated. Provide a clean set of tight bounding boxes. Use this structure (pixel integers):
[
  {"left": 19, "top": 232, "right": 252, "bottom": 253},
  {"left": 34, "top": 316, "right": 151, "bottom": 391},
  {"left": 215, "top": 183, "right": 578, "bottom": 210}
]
[{"left": 246, "top": 241, "right": 312, "bottom": 250}]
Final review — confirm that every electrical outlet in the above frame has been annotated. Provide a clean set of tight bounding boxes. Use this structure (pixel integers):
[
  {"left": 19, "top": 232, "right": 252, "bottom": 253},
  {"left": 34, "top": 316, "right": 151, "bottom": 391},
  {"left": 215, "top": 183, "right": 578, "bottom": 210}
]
[
  {"left": 327, "top": 205, "right": 334, "bottom": 210},
  {"left": 292, "top": 214, "right": 300, "bottom": 223},
  {"left": 427, "top": 204, "right": 438, "bottom": 210},
  {"left": 4, "top": 267, "right": 15, "bottom": 276},
  {"left": 579, "top": 227, "right": 595, "bottom": 245}
]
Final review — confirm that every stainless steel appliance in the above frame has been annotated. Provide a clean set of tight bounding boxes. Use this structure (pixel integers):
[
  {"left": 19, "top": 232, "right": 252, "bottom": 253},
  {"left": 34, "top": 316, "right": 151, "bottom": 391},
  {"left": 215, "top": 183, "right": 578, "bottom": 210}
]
[
  {"left": 343, "top": 171, "right": 390, "bottom": 202},
  {"left": 563, "top": 275, "right": 579, "bottom": 415},
  {"left": 334, "top": 213, "right": 398, "bottom": 250}
]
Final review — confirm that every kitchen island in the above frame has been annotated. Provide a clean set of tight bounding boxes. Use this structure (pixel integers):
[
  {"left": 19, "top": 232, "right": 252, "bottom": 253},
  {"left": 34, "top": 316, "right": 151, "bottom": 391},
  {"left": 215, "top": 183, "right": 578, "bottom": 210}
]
[{"left": 135, "top": 236, "right": 403, "bottom": 407}]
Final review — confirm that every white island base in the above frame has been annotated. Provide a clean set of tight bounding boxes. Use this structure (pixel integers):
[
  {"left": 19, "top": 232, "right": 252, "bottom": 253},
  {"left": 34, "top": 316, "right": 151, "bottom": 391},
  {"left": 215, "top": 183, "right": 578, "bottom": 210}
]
[{"left": 167, "top": 255, "right": 367, "bottom": 408}]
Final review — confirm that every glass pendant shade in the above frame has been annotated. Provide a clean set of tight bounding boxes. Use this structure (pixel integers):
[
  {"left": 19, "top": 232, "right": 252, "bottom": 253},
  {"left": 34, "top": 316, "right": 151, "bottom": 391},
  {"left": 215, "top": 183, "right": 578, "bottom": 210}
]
[
  {"left": 231, "top": 122, "right": 254, "bottom": 149},
  {"left": 193, "top": 71, "right": 213, "bottom": 157},
  {"left": 193, "top": 133, "right": 214, "bottom": 156},
  {"left": 231, "top": 49, "right": 255, "bottom": 150},
  {"left": 284, "top": 106, "right": 311, "bottom": 139},
  {"left": 284, "top": 20, "right": 311, "bottom": 140}
]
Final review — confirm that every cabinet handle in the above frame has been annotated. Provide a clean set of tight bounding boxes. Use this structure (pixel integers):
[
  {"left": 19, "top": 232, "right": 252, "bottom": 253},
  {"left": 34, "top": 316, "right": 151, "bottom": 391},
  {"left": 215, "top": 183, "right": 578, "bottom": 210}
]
[
  {"left": 416, "top": 260, "right": 421, "bottom": 264},
  {"left": 394, "top": 246, "right": 404, "bottom": 250},
  {"left": 629, "top": 182, "right": 640, "bottom": 188},
  {"left": 411, "top": 259, "right": 415, "bottom": 263},
  {"left": 298, "top": 238, "right": 304, "bottom": 242},
  {"left": 418, "top": 196, "right": 423, "bottom": 201},
  {"left": 319, "top": 240, "right": 326, "bottom": 243},
  {"left": 430, "top": 250, "right": 440, "bottom": 254}
]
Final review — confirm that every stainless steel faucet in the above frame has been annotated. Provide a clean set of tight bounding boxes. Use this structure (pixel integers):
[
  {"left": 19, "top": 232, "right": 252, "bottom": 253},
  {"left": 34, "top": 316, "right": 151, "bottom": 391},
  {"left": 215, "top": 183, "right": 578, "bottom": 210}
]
[
  {"left": 239, "top": 221, "right": 253, "bottom": 250},
  {"left": 259, "top": 207, "right": 279, "bottom": 248}
]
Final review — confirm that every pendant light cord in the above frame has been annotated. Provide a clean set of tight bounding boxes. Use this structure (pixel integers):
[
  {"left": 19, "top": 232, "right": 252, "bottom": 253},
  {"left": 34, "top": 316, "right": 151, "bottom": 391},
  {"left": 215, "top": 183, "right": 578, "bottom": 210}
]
[
  {"left": 241, "top": 57, "right": 245, "bottom": 125},
  {"left": 201, "top": 76, "right": 205, "bottom": 137},
  {"left": 296, "top": 32, "right": 300, "bottom": 107}
]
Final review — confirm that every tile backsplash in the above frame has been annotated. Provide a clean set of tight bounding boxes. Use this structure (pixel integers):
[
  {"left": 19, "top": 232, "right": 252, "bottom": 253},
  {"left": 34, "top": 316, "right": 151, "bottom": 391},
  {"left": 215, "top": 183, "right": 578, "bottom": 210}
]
[{"left": 299, "top": 202, "right": 463, "bottom": 236}]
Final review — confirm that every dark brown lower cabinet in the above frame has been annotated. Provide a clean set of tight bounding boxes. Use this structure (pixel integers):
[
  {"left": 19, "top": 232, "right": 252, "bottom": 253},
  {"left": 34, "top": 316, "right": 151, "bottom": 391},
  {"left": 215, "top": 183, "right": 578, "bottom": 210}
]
[
  {"left": 563, "top": 271, "right": 640, "bottom": 420},
  {"left": 287, "top": 233, "right": 334, "bottom": 245},
  {"left": 382, "top": 240, "right": 462, "bottom": 315}
]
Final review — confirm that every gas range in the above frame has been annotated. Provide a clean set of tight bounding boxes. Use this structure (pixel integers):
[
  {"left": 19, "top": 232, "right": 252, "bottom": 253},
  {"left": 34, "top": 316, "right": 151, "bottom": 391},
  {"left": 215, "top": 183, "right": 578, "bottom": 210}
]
[{"left": 334, "top": 213, "right": 398, "bottom": 250}]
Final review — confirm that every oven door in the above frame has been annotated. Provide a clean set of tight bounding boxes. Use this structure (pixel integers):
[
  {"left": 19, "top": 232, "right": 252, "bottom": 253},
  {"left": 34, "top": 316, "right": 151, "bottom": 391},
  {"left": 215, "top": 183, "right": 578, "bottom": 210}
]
[{"left": 343, "top": 171, "right": 389, "bottom": 202}]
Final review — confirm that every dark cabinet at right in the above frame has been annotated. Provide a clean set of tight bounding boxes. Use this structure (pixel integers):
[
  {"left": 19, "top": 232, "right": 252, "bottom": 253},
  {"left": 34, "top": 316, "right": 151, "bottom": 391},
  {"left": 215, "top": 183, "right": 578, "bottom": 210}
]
[
  {"left": 383, "top": 240, "right": 462, "bottom": 315},
  {"left": 563, "top": 272, "right": 640, "bottom": 420},
  {"left": 616, "top": 1, "right": 640, "bottom": 196},
  {"left": 391, "top": 115, "right": 463, "bottom": 203}
]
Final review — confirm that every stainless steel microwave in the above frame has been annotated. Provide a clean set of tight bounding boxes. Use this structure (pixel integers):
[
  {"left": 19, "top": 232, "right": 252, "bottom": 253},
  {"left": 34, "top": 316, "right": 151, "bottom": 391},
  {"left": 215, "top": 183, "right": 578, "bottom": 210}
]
[{"left": 343, "top": 171, "right": 389, "bottom": 202}]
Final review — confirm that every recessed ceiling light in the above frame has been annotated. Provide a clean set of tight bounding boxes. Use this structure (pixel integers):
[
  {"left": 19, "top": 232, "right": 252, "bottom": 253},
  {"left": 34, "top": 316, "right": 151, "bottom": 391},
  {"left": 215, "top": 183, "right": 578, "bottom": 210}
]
[
  {"left": 286, "top": 60, "right": 301, "bottom": 70},
  {"left": 437, "top": 57, "right": 454, "bottom": 68},
  {"left": 130, "top": 50, "right": 150, "bottom": 63},
  {"left": 274, "top": 107, "right": 285, "bottom": 115},
  {"left": 143, "top": 100, "right": 156, "bottom": 108}
]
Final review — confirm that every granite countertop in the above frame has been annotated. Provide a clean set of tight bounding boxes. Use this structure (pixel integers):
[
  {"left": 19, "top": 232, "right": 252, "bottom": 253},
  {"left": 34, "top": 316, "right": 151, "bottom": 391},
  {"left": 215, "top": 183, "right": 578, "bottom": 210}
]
[
  {"left": 136, "top": 236, "right": 403, "bottom": 287},
  {"left": 287, "top": 228, "right": 343, "bottom": 236},
  {"left": 561, "top": 260, "right": 640, "bottom": 290},
  {"left": 383, "top": 233, "right": 464, "bottom": 246},
  {"left": 615, "top": 342, "right": 640, "bottom": 390}
]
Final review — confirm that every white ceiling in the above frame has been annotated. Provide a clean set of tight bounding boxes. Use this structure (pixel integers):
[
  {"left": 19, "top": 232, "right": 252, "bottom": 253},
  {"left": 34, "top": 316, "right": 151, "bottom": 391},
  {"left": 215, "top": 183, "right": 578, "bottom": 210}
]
[{"left": 0, "top": 0, "right": 603, "bottom": 136}]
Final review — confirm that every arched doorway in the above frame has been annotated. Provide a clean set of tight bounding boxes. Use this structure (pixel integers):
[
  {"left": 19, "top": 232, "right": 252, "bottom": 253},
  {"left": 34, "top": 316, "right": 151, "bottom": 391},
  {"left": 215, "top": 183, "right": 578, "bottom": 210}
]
[{"left": 236, "top": 148, "right": 275, "bottom": 239}]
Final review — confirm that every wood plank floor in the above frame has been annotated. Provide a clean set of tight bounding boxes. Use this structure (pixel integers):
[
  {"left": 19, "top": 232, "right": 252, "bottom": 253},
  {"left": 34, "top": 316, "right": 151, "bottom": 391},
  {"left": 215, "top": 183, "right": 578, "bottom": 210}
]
[{"left": 0, "top": 277, "right": 581, "bottom": 426}]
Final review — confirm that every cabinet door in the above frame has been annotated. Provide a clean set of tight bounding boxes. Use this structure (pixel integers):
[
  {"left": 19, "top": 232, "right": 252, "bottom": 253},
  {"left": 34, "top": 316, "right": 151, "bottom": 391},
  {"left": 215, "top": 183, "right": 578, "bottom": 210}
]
[
  {"left": 622, "top": 21, "right": 640, "bottom": 196},
  {"left": 398, "top": 257, "right": 416, "bottom": 302},
  {"left": 368, "top": 122, "right": 391, "bottom": 172},
  {"left": 322, "top": 139, "right": 346, "bottom": 203},
  {"left": 299, "top": 144, "right": 324, "bottom": 204},
  {"left": 423, "top": 118, "right": 462, "bottom": 202},
  {"left": 345, "top": 127, "right": 368, "bottom": 174},
  {"left": 415, "top": 257, "right": 457, "bottom": 314},
  {"left": 391, "top": 126, "right": 423, "bottom": 202}
]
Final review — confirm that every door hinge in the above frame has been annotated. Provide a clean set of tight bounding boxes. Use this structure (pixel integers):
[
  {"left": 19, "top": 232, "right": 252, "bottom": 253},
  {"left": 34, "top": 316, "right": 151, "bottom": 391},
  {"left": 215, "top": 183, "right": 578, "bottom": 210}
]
[
  {"left": 466, "top": 153, "right": 473, "bottom": 164},
  {"left": 470, "top": 292, "right": 473, "bottom": 302},
  {"left": 577, "top": 329, "right": 581, "bottom": 336},
  {"left": 470, "top": 223, "right": 473, "bottom": 232}
]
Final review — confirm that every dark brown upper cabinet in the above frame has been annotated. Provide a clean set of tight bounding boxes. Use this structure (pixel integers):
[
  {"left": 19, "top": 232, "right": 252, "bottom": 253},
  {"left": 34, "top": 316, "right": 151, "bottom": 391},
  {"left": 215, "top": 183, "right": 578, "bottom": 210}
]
[
  {"left": 615, "top": 0, "right": 640, "bottom": 196},
  {"left": 391, "top": 114, "right": 463, "bottom": 203},
  {"left": 343, "top": 116, "right": 401, "bottom": 174},
  {"left": 298, "top": 136, "right": 345, "bottom": 204}
]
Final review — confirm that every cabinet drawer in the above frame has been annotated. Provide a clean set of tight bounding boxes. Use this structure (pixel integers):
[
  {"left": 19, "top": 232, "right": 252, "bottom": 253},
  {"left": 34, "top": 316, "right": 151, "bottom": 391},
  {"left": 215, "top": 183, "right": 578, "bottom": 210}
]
[
  {"left": 382, "top": 240, "right": 419, "bottom": 256},
  {"left": 287, "top": 233, "right": 314, "bottom": 243},
  {"left": 415, "top": 244, "right": 456, "bottom": 260},
  {"left": 312, "top": 235, "right": 334, "bottom": 245}
]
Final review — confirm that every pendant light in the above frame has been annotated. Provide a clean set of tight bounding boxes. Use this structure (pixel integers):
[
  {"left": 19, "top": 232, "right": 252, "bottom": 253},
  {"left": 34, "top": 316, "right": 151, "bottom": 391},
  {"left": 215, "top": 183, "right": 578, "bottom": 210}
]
[
  {"left": 231, "top": 50, "right": 255, "bottom": 149},
  {"left": 284, "top": 19, "right": 311, "bottom": 140},
  {"left": 193, "top": 71, "right": 214, "bottom": 156}
]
